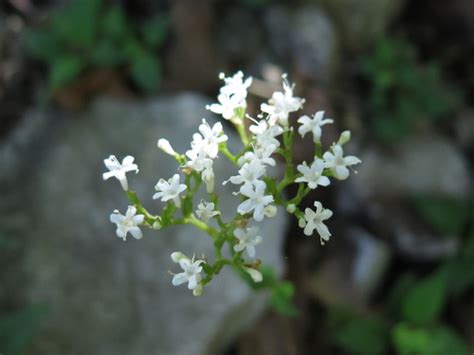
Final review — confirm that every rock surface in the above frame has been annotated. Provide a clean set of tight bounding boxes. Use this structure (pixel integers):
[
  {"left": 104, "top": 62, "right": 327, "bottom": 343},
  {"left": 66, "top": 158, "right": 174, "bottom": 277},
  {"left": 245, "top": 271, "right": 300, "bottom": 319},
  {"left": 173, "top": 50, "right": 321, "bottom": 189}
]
[
  {"left": 264, "top": 5, "right": 338, "bottom": 83},
  {"left": 353, "top": 135, "right": 471, "bottom": 200},
  {"left": 317, "top": 0, "right": 404, "bottom": 50},
  {"left": 0, "top": 95, "right": 287, "bottom": 355}
]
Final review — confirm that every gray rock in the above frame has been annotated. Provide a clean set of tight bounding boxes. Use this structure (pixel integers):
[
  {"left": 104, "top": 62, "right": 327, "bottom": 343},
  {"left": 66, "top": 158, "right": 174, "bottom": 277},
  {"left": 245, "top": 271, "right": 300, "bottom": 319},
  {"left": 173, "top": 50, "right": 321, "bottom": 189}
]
[
  {"left": 1, "top": 95, "right": 287, "bottom": 355},
  {"left": 353, "top": 135, "right": 471, "bottom": 200},
  {"left": 306, "top": 227, "right": 390, "bottom": 309},
  {"left": 264, "top": 6, "right": 338, "bottom": 83},
  {"left": 292, "top": 6, "right": 338, "bottom": 82},
  {"left": 317, "top": 0, "right": 405, "bottom": 50}
]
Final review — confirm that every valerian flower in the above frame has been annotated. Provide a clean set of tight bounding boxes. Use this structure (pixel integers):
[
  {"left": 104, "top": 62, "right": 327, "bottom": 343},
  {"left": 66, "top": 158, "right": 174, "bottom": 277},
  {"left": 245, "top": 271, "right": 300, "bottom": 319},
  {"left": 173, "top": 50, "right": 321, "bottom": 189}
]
[
  {"left": 238, "top": 181, "right": 274, "bottom": 222},
  {"left": 206, "top": 93, "right": 243, "bottom": 120},
  {"left": 297, "top": 110, "right": 333, "bottom": 143},
  {"left": 323, "top": 144, "right": 361, "bottom": 180},
  {"left": 110, "top": 206, "right": 144, "bottom": 241},
  {"left": 153, "top": 174, "right": 187, "bottom": 208},
  {"left": 103, "top": 155, "right": 138, "bottom": 191},
  {"left": 299, "top": 201, "right": 333, "bottom": 244},
  {"left": 249, "top": 119, "right": 284, "bottom": 148},
  {"left": 196, "top": 201, "right": 221, "bottom": 222},
  {"left": 170, "top": 252, "right": 205, "bottom": 294},
  {"left": 227, "top": 161, "right": 265, "bottom": 190},
  {"left": 261, "top": 75, "right": 304, "bottom": 127},
  {"left": 219, "top": 71, "right": 252, "bottom": 99},
  {"left": 233, "top": 226, "right": 262, "bottom": 258},
  {"left": 295, "top": 159, "right": 330, "bottom": 189},
  {"left": 237, "top": 144, "right": 277, "bottom": 169}
]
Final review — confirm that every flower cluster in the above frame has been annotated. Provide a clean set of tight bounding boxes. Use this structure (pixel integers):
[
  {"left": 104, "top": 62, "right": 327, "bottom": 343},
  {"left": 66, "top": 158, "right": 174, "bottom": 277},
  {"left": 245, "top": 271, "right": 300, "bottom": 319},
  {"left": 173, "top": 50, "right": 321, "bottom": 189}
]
[{"left": 103, "top": 71, "right": 360, "bottom": 296}]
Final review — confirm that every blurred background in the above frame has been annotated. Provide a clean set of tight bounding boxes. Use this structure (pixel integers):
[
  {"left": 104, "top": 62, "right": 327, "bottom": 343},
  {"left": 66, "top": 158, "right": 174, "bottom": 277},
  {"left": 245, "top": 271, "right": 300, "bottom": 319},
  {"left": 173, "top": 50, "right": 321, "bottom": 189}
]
[{"left": 0, "top": 0, "right": 473, "bottom": 354}]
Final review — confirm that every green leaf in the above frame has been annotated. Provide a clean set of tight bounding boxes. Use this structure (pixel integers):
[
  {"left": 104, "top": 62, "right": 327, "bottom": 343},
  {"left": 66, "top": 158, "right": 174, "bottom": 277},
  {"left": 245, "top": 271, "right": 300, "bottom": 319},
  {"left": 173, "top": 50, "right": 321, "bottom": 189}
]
[
  {"left": 129, "top": 51, "right": 161, "bottom": 93},
  {"left": 48, "top": 55, "right": 84, "bottom": 90},
  {"left": 21, "top": 29, "right": 60, "bottom": 62},
  {"left": 414, "top": 196, "right": 471, "bottom": 236},
  {"left": 101, "top": 6, "right": 128, "bottom": 40},
  {"left": 52, "top": 0, "right": 102, "bottom": 47},
  {"left": 91, "top": 40, "right": 127, "bottom": 66},
  {"left": 330, "top": 309, "right": 389, "bottom": 354},
  {"left": 270, "top": 281, "right": 298, "bottom": 316},
  {"left": 401, "top": 268, "right": 447, "bottom": 324},
  {"left": 392, "top": 323, "right": 470, "bottom": 355},
  {"left": 141, "top": 14, "right": 169, "bottom": 48},
  {"left": 0, "top": 304, "right": 47, "bottom": 355}
]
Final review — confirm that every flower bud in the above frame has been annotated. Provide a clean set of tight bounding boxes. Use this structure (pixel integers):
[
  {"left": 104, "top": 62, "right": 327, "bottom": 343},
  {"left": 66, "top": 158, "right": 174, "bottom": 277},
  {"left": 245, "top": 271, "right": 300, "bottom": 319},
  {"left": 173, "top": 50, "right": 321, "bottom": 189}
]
[
  {"left": 192, "top": 284, "right": 203, "bottom": 296},
  {"left": 264, "top": 205, "right": 277, "bottom": 218},
  {"left": 171, "top": 251, "right": 187, "bottom": 263},
  {"left": 157, "top": 139, "right": 177, "bottom": 156},
  {"left": 243, "top": 266, "right": 263, "bottom": 283},
  {"left": 337, "top": 130, "right": 351, "bottom": 145},
  {"left": 152, "top": 220, "right": 162, "bottom": 230},
  {"left": 286, "top": 204, "right": 296, "bottom": 213}
]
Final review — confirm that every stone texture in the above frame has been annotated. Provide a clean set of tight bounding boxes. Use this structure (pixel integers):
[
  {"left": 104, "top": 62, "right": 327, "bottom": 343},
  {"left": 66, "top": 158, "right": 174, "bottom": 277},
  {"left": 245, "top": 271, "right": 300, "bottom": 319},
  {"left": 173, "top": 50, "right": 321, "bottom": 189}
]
[
  {"left": 352, "top": 135, "right": 471, "bottom": 200},
  {"left": 0, "top": 95, "right": 287, "bottom": 355},
  {"left": 317, "top": 0, "right": 405, "bottom": 50},
  {"left": 264, "top": 5, "right": 338, "bottom": 83}
]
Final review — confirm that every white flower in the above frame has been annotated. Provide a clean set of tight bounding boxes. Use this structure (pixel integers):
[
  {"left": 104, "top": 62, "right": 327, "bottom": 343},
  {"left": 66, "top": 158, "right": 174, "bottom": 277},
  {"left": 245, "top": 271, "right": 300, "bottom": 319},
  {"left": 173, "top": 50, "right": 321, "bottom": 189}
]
[
  {"left": 196, "top": 201, "right": 220, "bottom": 222},
  {"left": 237, "top": 144, "right": 277, "bottom": 168},
  {"left": 261, "top": 75, "right": 304, "bottom": 126},
  {"left": 206, "top": 93, "right": 243, "bottom": 120},
  {"left": 297, "top": 111, "right": 333, "bottom": 143},
  {"left": 298, "top": 201, "right": 333, "bottom": 244},
  {"left": 195, "top": 119, "right": 228, "bottom": 159},
  {"left": 153, "top": 174, "right": 187, "bottom": 208},
  {"left": 249, "top": 119, "right": 284, "bottom": 144},
  {"left": 157, "top": 138, "right": 178, "bottom": 157},
  {"left": 102, "top": 155, "right": 139, "bottom": 191},
  {"left": 171, "top": 253, "right": 205, "bottom": 291},
  {"left": 110, "top": 206, "right": 144, "bottom": 241},
  {"left": 243, "top": 266, "right": 263, "bottom": 283},
  {"left": 227, "top": 161, "right": 265, "bottom": 190},
  {"left": 219, "top": 71, "right": 252, "bottom": 99},
  {"left": 238, "top": 181, "right": 274, "bottom": 222},
  {"left": 295, "top": 159, "right": 330, "bottom": 189},
  {"left": 323, "top": 144, "right": 361, "bottom": 180},
  {"left": 233, "top": 226, "right": 262, "bottom": 258}
]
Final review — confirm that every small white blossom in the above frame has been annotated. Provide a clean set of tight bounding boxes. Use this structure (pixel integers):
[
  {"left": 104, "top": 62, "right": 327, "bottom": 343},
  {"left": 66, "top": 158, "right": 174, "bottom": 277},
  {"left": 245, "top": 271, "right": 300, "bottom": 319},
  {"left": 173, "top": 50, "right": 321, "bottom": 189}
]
[
  {"left": 196, "top": 201, "right": 221, "bottom": 222},
  {"left": 249, "top": 119, "right": 284, "bottom": 149},
  {"left": 297, "top": 111, "right": 333, "bottom": 143},
  {"left": 102, "top": 155, "right": 138, "bottom": 191},
  {"left": 295, "top": 159, "right": 330, "bottom": 189},
  {"left": 261, "top": 75, "right": 304, "bottom": 126},
  {"left": 237, "top": 144, "right": 277, "bottom": 168},
  {"left": 233, "top": 226, "right": 262, "bottom": 258},
  {"left": 153, "top": 174, "right": 187, "bottom": 208},
  {"left": 157, "top": 138, "right": 178, "bottom": 157},
  {"left": 243, "top": 266, "right": 263, "bottom": 283},
  {"left": 206, "top": 93, "right": 243, "bottom": 120},
  {"left": 323, "top": 144, "right": 361, "bottom": 180},
  {"left": 298, "top": 201, "right": 333, "bottom": 244},
  {"left": 110, "top": 206, "right": 144, "bottom": 241},
  {"left": 263, "top": 204, "right": 277, "bottom": 218},
  {"left": 219, "top": 71, "right": 252, "bottom": 99},
  {"left": 171, "top": 253, "right": 205, "bottom": 292},
  {"left": 196, "top": 119, "right": 228, "bottom": 159},
  {"left": 227, "top": 161, "right": 265, "bottom": 190},
  {"left": 238, "top": 181, "right": 274, "bottom": 222}
]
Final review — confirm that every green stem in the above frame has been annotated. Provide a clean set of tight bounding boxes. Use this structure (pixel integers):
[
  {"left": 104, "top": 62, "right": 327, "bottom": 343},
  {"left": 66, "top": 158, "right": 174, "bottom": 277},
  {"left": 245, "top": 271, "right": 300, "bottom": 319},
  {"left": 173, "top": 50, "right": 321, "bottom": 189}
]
[
  {"left": 235, "top": 123, "right": 249, "bottom": 146},
  {"left": 220, "top": 145, "right": 239, "bottom": 166}
]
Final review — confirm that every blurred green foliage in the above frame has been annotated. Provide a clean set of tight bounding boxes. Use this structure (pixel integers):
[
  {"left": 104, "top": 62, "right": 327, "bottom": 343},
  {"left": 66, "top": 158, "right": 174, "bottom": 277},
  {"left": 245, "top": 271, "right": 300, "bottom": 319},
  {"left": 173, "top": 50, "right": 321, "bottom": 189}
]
[
  {"left": 362, "top": 37, "right": 461, "bottom": 142},
  {"left": 0, "top": 305, "right": 47, "bottom": 355},
  {"left": 0, "top": 234, "right": 47, "bottom": 355},
  {"left": 240, "top": 266, "right": 298, "bottom": 316},
  {"left": 22, "top": 0, "right": 168, "bottom": 93},
  {"left": 330, "top": 225, "right": 474, "bottom": 354}
]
